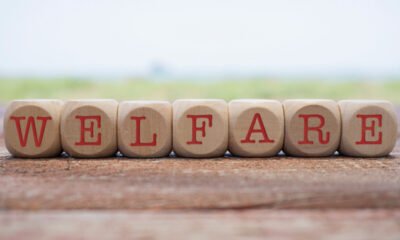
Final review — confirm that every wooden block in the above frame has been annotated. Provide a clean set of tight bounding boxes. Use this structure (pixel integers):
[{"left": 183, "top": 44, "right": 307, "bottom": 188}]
[
  {"left": 118, "top": 101, "right": 172, "bottom": 158},
  {"left": 338, "top": 100, "right": 397, "bottom": 157},
  {"left": 228, "top": 99, "right": 284, "bottom": 157},
  {"left": 283, "top": 99, "right": 341, "bottom": 157},
  {"left": 173, "top": 99, "right": 228, "bottom": 158},
  {"left": 61, "top": 99, "right": 118, "bottom": 158},
  {"left": 4, "top": 99, "right": 63, "bottom": 158}
]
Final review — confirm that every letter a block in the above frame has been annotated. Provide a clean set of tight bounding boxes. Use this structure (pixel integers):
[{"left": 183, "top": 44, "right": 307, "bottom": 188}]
[
  {"left": 283, "top": 100, "right": 341, "bottom": 157},
  {"left": 339, "top": 100, "right": 397, "bottom": 157},
  {"left": 228, "top": 99, "right": 284, "bottom": 157},
  {"left": 118, "top": 101, "right": 172, "bottom": 157},
  {"left": 173, "top": 99, "right": 228, "bottom": 158},
  {"left": 4, "top": 100, "right": 63, "bottom": 158},
  {"left": 61, "top": 100, "right": 118, "bottom": 158}
]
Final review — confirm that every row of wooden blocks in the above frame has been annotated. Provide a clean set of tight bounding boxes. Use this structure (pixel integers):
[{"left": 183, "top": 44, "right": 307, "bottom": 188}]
[{"left": 3, "top": 99, "right": 398, "bottom": 158}]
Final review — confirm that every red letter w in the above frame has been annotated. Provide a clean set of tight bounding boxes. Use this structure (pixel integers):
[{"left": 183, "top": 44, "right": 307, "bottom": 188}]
[{"left": 10, "top": 116, "right": 52, "bottom": 147}]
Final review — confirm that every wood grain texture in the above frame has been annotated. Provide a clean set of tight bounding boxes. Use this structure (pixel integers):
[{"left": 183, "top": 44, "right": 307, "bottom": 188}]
[
  {"left": 1, "top": 137, "right": 400, "bottom": 239},
  {"left": 1, "top": 210, "right": 400, "bottom": 240},
  {"left": 1, "top": 144, "right": 400, "bottom": 210}
]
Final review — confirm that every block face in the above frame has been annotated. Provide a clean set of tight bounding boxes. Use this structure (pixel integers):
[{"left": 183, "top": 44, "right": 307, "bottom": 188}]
[
  {"left": 283, "top": 100, "right": 341, "bottom": 157},
  {"left": 118, "top": 101, "right": 172, "bottom": 158},
  {"left": 339, "top": 100, "right": 397, "bottom": 157},
  {"left": 228, "top": 99, "right": 284, "bottom": 157},
  {"left": 173, "top": 99, "right": 228, "bottom": 158},
  {"left": 4, "top": 100, "right": 63, "bottom": 158},
  {"left": 61, "top": 100, "right": 118, "bottom": 158}
]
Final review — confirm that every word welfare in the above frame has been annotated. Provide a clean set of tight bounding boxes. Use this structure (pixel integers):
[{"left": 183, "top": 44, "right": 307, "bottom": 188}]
[{"left": 4, "top": 99, "right": 397, "bottom": 158}]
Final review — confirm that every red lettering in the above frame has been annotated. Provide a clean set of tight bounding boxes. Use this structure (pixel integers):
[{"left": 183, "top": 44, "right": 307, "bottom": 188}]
[
  {"left": 130, "top": 116, "right": 157, "bottom": 146},
  {"left": 298, "top": 114, "right": 330, "bottom": 144},
  {"left": 74, "top": 115, "right": 101, "bottom": 146},
  {"left": 10, "top": 116, "right": 52, "bottom": 147},
  {"left": 186, "top": 114, "right": 213, "bottom": 145},
  {"left": 355, "top": 114, "right": 382, "bottom": 145},
  {"left": 240, "top": 113, "right": 274, "bottom": 144}
]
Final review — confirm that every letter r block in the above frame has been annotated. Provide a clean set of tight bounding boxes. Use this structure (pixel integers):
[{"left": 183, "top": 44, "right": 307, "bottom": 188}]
[
  {"left": 4, "top": 99, "right": 63, "bottom": 158},
  {"left": 339, "top": 100, "right": 397, "bottom": 157},
  {"left": 61, "top": 100, "right": 118, "bottom": 158},
  {"left": 118, "top": 101, "right": 172, "bottom": 157},
  {"left": 173, "top": 99, "right": 228, "bottom": 158},
  {"left": 229, "top": 99, "right": 284, "bottom": 157},
  {"left": 283, "top": 99, "right": 341, "bottom": 157}
]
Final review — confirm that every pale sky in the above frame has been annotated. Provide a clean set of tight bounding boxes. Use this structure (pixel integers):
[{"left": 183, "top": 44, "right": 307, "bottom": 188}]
[{"left": 0, "top": 0, "right": 400, "bottom": 77}]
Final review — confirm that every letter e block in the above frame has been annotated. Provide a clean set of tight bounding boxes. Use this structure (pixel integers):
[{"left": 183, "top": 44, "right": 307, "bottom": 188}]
[
  {"left": 61, "top": 100, "right": 118, "bottom": 158},
  {"left": 338, "top": 100, "right": 397, "bottom": 157},
  {"left": 283, "top": 99, "right": 341, "bottom": 157},
  {"left": 173, "top": 99, "right": 228, "bottom": 158},
  {"left": 229, "top": 99, "right": 284, "bottom": 157},
  {"left": 4, "top": 99, "right": 63, "bottom": 158},
  {"left": 118, "top": 101, "right": 172, "bottom": 158}
]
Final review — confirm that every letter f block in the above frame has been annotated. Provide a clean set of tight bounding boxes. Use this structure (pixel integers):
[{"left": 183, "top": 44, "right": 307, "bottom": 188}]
[
  {"left": 173, "top": 99, "right": 228, "bottom": 158},
  {"left": 61, "top": 99, "right": 118, "bottom": 158},
  {"left": 339, "top": 100, "right": 397, "bottom": 157},
  {"left": 118, "top": 101, "right": 172, "bottom": 157},
  {"left": 4, "top": 100, "right": 63, "bottom": 158},
  {"left": 283, "top": 99, "right": 341, "bottom": 157}
]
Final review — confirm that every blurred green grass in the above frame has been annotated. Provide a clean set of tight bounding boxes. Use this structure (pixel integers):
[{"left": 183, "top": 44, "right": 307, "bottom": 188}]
[{"left": 1, "top": 77, "right": 400, "bottom": 103}]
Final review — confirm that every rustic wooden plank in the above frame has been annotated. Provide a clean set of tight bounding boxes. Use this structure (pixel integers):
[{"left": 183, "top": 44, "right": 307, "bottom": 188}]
[
  {"left": 1, "top": 210, "right": 400, "bottom": 240},
  {"left": 1, "top": 140, "right": 400, "bottom": 210},
  {"left": 1, "top": 112, "right": 400, "bottom": 240}
]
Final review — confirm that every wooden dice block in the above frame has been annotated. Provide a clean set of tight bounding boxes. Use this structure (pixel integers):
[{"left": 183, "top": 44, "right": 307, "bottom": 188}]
[
  {"left": 283, "top": 99, "right": 341, "bottom": 157},
  {"left": 4, "top": 100, "right": 63, "bottom": 158},
  {"left": 339, "top": 100, "right": 397, "bottom": 157},
  {"left": 118, "top": 101, "right": 172, "bottom": 158},
  {"left": 61, "top": 100, "right": 118, "bottom": 158},
  {"left": 173, "top": 99, "right": 228, "bottom": 158},
  {"left": 229, "top": 99, "right": 284, "bottom": 157}
]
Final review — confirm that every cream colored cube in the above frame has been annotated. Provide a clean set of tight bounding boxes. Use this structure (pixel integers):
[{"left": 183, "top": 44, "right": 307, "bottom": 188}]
[
  {"left": 283, "top": 99, "right": 341, "bottom": 157},
  {"left": 339, "top": 100, "right": 397, "bottom": 157},
  {"left": 173, "top": 99, "right": 228, "bottom": 158},
  {"left": 61, "top": 99, "right": 118, "bottom": 158},
  {"left": 4, "top": 99, "right": 63, "bottom": 158},
  {"left": 118, "top": 101, "right": 172, "bottom": 158},
  {"left": 229, "top": 99, "right": 284, "bottom": 157}
]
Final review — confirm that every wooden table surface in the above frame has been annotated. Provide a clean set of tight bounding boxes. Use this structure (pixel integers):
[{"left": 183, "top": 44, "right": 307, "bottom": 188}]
[{"left": 1, "top": 137, "right": 400, "bottom": 239}]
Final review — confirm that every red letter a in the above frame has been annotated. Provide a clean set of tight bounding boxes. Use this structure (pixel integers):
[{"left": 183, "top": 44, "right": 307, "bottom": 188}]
[
  {"left": 10, "top": 116, "right": 52, "bottom": 147},
  {"left": 240, "top": 113, "right": 274, "bottom": 144}
]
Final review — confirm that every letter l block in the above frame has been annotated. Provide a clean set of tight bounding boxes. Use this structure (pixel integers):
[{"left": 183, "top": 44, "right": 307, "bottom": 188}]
[{"left": 118, "top": 101, "right": 172, "bottom": 157}]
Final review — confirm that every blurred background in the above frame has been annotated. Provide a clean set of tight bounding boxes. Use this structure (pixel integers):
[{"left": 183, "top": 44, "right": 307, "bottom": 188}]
[{"left": 1, "top": 0, "right": 400, "bottom": 102}]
